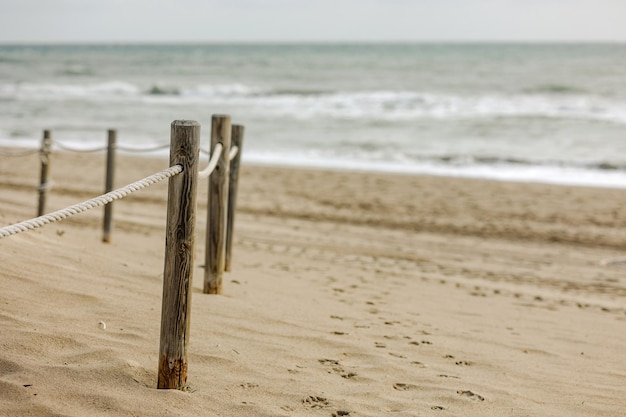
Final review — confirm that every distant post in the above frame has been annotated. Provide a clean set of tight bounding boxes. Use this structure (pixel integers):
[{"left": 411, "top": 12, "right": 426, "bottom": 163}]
[
  {"left": 225, "top": 124, "right": 244, "bottom": 272},
  {"left": 204, "top": 115, "right": 231, "bottom": 294},
  {"left": 37, "top": 130, "right": 52, "bottom": 216},
  {"left": 102, "top": 129, "right": 117, "bottom": 243},
  {"left": 158, "top": 120, "right": 200, "bottom": 390}
]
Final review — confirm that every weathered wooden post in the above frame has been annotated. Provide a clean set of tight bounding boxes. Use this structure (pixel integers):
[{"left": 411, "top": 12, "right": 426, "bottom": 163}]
[
  {"left": 203, "top": 115, "right": 231, "bottom": 294},
  {"left": 225, "top": 124, "right": 244, "bottom": 272},
  {"left": 37, "top": 130, "right": 52, "bottom": 216},
  {"left": 102, "top": 129, "right": 116, "bottom": 243},
  {"left": 158, "top": 120, "right": 200, "bottom": 390}
]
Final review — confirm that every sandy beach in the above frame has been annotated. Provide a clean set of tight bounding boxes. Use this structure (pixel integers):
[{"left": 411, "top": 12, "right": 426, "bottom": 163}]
[{"left": 1, "top": 149, "right": 625, "bottom": 417}]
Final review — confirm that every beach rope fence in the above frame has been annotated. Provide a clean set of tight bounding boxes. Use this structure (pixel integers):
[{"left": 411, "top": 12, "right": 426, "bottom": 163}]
[
  {"left": 0, "top": 164, "right": 183, "bottom": 238},
  {"left": 0, "top": 115, "right": 244, "bottom": 390}
]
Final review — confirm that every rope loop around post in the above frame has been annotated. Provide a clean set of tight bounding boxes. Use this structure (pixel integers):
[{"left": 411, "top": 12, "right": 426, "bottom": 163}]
[
  {"left": 37, "top": 182, "right": 53, "bottom": 192},
  {"left": 228, "top": 146, "right": 239, "bottom": 161},
  {"left": 38, "top": 149, "right": 49, "bottom": 165},
  {"left": 203, "top": 114, "right": 232, "bottom": 294},
  {"left": 198, "top": 143, "right": 223, "bottom": 179}
]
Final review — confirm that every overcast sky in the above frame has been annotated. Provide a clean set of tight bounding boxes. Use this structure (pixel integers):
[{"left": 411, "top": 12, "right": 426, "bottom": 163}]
[{"left": 0, "top": 0, "right": 624, "bottom": 43}]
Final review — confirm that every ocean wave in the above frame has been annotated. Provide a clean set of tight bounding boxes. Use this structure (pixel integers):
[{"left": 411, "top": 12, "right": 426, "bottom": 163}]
[
  {"left": 246, "top": 90, "right": 626, "bottom": 125},
  {"left": 3, "top": 80, "right": 626, "bottom": 124},
  {"left": 268, "top": 88, "right": 334, "bottom": 96},
  {"left": 523, "top": 84, "right": 588, "bottom": 95},
  {"left": 245, "top": 150, "right": 626, "bottom": 189},
  {"left": 406, "top": 154, "right": 626, "bottom": 172},
  {"left": 192, "top": 83, "right": 263, "bottom": 97},
  {"left": 325, "top": 145, "right": 626, "bottom": 173},
  {"left": 146, "top": 85, "right": 181, "bottom": 96},
  {"left": 0, "top": 81, "right": 140, "bottom": 99},
  {"left": 57, "top": 65, "right": 94, "bottom": 77}
]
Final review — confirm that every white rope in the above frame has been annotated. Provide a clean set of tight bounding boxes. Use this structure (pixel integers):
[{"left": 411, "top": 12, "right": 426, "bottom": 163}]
[
  {"left": 52, "top": 140, "right": 108, "bottom": 153},
  {"left": 37, "top": 182, "right": 53, "bottom": 192},
  {"left": 116, "top": 143, "right": 170, "bottom": 153},
  {"left": 229, "top": 146, "right": 239, "bottom": 161},
  {"left": 1, "top": 141, "right": 169, "bottom": 156},
  {"left": 0, "top": 148, "right": 40, "bottom": 157},
  {"left": 198, "top": 143, "right": 223, "bottom": 179},
  {"left": 0, "top": 165, "right": 183, "bottom": 239}
]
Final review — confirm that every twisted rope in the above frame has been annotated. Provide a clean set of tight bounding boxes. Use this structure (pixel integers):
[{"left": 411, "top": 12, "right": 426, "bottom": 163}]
[
  {"left": 116, "top": 143, "right": 170, "bottom": 153},
  {"left": 53, "top": 140, "right": 171, "bottom": 154},
  {"left": 0, "top": 165, "right": 183, "bottom": 239},
  {"left": 52, "top": 140, "right": 108, "bottom": 153},
  {"left": 198, "top": 143, "right": 223, "bottom": 179},
  {"left": 1, "top": 141, "right": 170, "bottom": 156},
  {"left": 229, "top": 146, "right": 239, "bottom": 161},
  {"left": 0, "top": 148, "right": 40, "bottom": 157}
]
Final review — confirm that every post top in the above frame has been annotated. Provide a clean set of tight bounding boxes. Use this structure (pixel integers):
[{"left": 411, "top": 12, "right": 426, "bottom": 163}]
[{"left": 171, "top": 120, "right": 200, "bottom": 127}]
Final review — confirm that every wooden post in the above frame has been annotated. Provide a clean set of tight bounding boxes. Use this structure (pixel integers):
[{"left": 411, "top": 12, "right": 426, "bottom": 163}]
[
  {"left": 203, "top": 115, "right": 231, "bottom": 294},
  {"left": 158, "top": 120, "right": 200, "bottom": 390},
  {"left": 102, "top": 129, "right": 116, "bottom": 243},
  {"left": 37, "top": 130, "right": 52, "bottom": 216},
  {"left": 225, "top": 124, "right": 244, "bottom": 272}
]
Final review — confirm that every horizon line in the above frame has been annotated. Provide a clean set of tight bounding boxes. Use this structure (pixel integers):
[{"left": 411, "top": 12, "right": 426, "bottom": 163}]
[{"left": 1, "top": 39, "right": 626, "bottom": 46}]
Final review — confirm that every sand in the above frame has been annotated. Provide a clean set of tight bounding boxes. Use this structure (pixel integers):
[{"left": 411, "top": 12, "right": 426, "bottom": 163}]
[{"left": 0, "top": 149, "right": 625, "bottom": 417}]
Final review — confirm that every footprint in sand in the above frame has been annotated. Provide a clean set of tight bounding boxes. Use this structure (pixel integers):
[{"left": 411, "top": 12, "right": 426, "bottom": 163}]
[
  {"left": 319, "top": 359, "right": 358, "bottom": 379},
  {"left": 457, "top": 390, "right": 485, "bottom": 401},
  {"left": 393, "top": 383, "right": 419, "bottom": 391},
  {"left": 438, "top": 374, "right": 460, "bottom": 379},
  {"left": 302, "top": 396, "right": 330, "bottom": 409},
  {"left": 319, "top": 359, "right": 340, "bottom": 367}
]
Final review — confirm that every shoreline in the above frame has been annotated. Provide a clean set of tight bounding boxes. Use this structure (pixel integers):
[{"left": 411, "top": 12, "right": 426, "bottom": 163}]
[
  {"left": 243, "top": 157, "right": 626, "bottom": 190},
  {"left": 1, "top": 149, "right": 625, "bottom": 416},
  {"left": 2, "top": 142, "right": 626, "bottom": 191}
]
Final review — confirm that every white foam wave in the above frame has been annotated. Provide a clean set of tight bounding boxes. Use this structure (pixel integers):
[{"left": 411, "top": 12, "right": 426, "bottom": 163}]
[
  {"left": 0, "top": 81, "right": 140, "bottom": 100},
  {"left": 244, "top": 150, "right": 626, "bottom": 189},
  {"left": 248, "top": 91, "right": 626, "bottom": 124},
  {"left": 2, "top": 81, "right": 626, "bottom": 124}
]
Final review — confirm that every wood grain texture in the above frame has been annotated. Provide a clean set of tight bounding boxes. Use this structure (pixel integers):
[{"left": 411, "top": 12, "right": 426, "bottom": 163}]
[
  {"left": 204, "top": 115, "right": 231, "bottom": 294},
  {"left": 225, "top": 124, "right": 244, "bottom": 272},
  {"left": 158, "top": 120, "right": 200, "bottom": 390},
  {"left": 37, "top": 130, "right": 51, "bottom": 216},
  {"left": 102, "top": 129, "right": 116, "bottom": 243}
]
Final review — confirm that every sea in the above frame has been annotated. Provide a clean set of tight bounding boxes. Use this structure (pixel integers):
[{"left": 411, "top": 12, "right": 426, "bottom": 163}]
[{"left": 1, "top": 42, "right": 626, "bottom": 188}]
